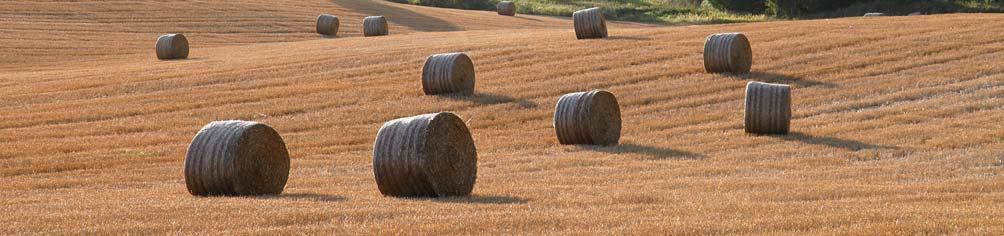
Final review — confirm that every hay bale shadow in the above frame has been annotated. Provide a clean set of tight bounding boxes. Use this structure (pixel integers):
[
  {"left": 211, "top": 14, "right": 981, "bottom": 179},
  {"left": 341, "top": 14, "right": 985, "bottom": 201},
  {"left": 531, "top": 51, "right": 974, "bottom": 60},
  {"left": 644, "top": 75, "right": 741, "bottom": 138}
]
[
  {"left": 442, "top": 93, "right": 537, "bottom": 108},
  {"left": 431, "top": 195, "right": 529, "bottom": 204},
  {"left": 583, "top": 143, "right": 704, "bottom": 160},
  {"left": 159, "top": 57, "right": 205, "bottom": 62},
  {"left": 513, "top": 15, "right": 543, "bottom": 22},
  {"left": 254, "top": 193, "right": 348, "bottom": 202},
  {"left": 770, "top": 132, "right": 898, "bottom": 151},
  {"left": 728, "top": 71, "right": 837, "bottom": 88},
  {"left": 608, "top": 35, "right": 651, "bottom": 41}
]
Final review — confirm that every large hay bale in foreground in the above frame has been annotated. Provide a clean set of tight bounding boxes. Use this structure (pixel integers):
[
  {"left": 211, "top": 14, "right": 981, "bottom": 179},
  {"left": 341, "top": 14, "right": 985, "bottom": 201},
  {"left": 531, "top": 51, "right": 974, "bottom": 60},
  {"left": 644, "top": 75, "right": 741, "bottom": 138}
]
[
  {"left": 744, "top": 81, "right": 791, "bottom": 135},
  {"left": 497, "top": 1, "right": 516, "bottom": 16},
  {"left": 363, "top": 16, "right": 388, "bottom": 37},
  {"left": 422, "top": 52, "right": 475, "bottom": 95},
  {"left": 156, "top": 34, "right": 189, "bottom": 60},
  {"left": 373, "top": 112, "right": 477, "bottom": 197},
  {"left": 573, "top": 7, "right": 607, "bottom": 39},
  {"left": 184, "top": 120, "right": 290, "bottom": 196},
  {"left": 554, "top": 90, "right": 621, "bottom": 145},
  {"left": 316, "top": 14, "right": 340, "bottom": 36},
  {"left": 864, "top": 13, "right": 886, "bottom": 17},
  {"left": 704, "top": 32, "right": 752, "bottom": 74}
]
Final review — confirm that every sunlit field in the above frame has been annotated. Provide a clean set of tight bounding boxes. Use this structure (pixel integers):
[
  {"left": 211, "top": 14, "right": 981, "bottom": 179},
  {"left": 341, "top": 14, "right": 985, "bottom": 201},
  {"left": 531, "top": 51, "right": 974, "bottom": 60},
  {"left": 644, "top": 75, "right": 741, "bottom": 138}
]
[{"left": 2, "top": 0, "right": 1003, "bottom": 234}]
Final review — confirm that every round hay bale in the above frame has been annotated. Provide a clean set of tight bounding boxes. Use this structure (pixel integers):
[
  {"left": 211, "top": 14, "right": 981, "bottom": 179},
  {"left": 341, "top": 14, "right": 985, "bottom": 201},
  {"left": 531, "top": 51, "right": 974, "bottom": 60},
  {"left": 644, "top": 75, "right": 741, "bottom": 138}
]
[
  {"left": 316, "top": 14, "right": 340, "bottom": 36},
  {"left": 553, "top": 90, "right": 621, "bottom": 146},
  {"left": 422, "top": 52, "right": 475, "bottom": 95},
  {"left": 363, "top": 16, "right": 388, "bottom": 37},
  {"left": 373, "top": 112, "right": 477, "bottom": 198},
  {"left": 156, "top": 33, "right": 189, "bottom": 60},
  {"left": 864, "top": 12, "right": 886, "bottom": 17},
  {"left": 184, "top": 120, "right": 290, "bottom": 196},
  {"left": 703, "top": 32, "right": 752, "bottom": 74},
  {"left": 573, "top": 7, "right": 607, "bottom": 39},
  {"left": 497, "top": 1, "right": 516, "bottom": 16},
  {"left": 744, "top": 81, "right": 791, "bottom": 135}
]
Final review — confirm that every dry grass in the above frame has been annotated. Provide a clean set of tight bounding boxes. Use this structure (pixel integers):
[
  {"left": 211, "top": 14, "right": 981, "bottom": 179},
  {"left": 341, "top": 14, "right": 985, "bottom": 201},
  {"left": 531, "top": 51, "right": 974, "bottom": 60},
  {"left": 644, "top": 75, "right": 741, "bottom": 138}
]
[{"left": 1, "top": 0, "right": 1004, "bottom": 234}]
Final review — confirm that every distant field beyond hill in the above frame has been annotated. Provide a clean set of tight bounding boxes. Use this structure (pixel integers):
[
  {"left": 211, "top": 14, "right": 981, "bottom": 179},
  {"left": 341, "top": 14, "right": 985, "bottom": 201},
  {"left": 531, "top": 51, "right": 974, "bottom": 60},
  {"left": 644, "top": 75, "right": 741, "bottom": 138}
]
[
  {"left": 389, "top": 0, "right": 768, "bottom": 24},
  {"left": 389, "top": 0, "right": 1004, "bottom": 24}
]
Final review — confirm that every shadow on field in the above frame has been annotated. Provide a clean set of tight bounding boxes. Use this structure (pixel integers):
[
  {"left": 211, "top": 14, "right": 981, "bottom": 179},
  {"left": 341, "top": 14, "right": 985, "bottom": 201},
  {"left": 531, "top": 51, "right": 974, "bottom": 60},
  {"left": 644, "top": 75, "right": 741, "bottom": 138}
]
[
  {"left": 730, "top": 72, "right": 837, "bottom": 88},
  {"left": 433, "top": 195, "right": 529, "bottom": 204},
  {"left": 608, "top": 35, "right": 652, "bottom": 41},
  {"left": 774, "top": 132, "right": 897, "bottom": 151},
  {"left": 444, "top": 93, "right": 538, "bottom": 108},
  {"left": 333, "top": 0, "right": 460, "bottom": 32},
  {"left": 584, "top": 143, "right": 705, "bottom": 160},
  {"left": 169, "top": 57, "right": 206, "bottom": 61},
  {"left": 256, "top": 193, "right": 348, "bottom": 202},
  {"left": 513, "top": 15, "right": 543, "bottom": 22}
]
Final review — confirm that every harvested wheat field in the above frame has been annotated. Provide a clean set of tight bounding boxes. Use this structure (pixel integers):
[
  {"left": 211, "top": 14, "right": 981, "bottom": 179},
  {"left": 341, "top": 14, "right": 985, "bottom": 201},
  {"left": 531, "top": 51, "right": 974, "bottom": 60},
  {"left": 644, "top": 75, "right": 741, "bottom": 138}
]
[{"left": 2, "top": 0, "right": 1004, "bottom": 234}]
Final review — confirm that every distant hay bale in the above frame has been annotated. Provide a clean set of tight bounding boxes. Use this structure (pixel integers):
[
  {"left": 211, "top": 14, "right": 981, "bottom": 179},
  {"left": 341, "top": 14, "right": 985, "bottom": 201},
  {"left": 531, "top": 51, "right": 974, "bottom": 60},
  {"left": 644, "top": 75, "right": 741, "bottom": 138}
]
[
  {"left": 184, "top": 120, "right": 290, "bottom": 196},
  {"left": 497, "top": 1, "right": 516, "bottom": 16},
  {"left": 316, "top": 14, "right": 340, "bottom": 36},
  {"left": 422, "top": 52, "right": 475, "bottom": 95},
  {"left": 363, "top": 16, "right": 388, "bottom": 37},
  {"left": 744, "top": 81, "right": 791, "bottom": 135},
  {"left": 864, "top": 13, "right": 886, "bottom": 17},
  {"left": 573, "top": 7, "right": 607, "bottom": 39},
  {"left": 554, "top": 90, "right": 621, "bottom": 145},
  {"left": 156, "top": 34, "right": 189, "bottom": 60},
  {"left": 373, "top": 112, "right": 477, "bottom": 197},
  {"left": 908, "top": 12, "right": 924, "bottom": 16},
  {"left": 704, "top": 32, "right": 752, "bottom": 74}
]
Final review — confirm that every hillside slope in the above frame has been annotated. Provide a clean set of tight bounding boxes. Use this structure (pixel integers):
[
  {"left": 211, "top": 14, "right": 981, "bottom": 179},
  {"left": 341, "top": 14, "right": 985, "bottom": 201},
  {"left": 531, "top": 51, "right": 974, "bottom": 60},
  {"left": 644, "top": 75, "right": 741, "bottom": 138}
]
[
  {"left": 1, "top": 0, "right": 643, "bottom": 68},
  {"left": 2, "top": 1, "right": 1004, "bottom": 234}
]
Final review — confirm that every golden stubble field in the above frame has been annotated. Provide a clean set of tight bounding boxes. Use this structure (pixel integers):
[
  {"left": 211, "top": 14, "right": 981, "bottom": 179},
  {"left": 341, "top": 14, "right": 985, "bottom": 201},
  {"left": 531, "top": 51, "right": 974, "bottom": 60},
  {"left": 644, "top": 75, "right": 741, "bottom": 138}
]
[{"left": 1, "top": 0, "right": 1003, "bottom": 234}]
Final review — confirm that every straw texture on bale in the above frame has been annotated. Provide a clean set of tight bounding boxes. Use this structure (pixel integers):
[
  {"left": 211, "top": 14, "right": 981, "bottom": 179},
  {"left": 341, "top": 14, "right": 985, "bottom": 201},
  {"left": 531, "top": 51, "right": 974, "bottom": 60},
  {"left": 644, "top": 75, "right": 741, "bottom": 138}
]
[
  {"left": 422, "top": 52, "right": 475, "bottom": 95},
  {"left": 573, "top": 7, "right": 607, "bottom": 39},
  {"left": 184, "top": 120, "right": 290, "bottom": 196},
  {"left": 704, "top": 32, "right": 752, "bottom": 73},
  {"left": 744, "top": 81, "right": 791, "bottom": 135},
  {"left": 363, "top": 16, "right": 388, "bottom": 37},
  {"left": 316, "top": 14, "right": 340, "bottom": 36},
  {"left": 497, "top": 1, "right": 516, "bottom": 16},
  {"left": 864, "top": 13, "right": 886, "bottom": 17},
  {"left": 554, "top": 90, "right": 621, "bottom": 146},
  {"left": 156, "top": 34, "right": 189, "bottom": 60},
  {"left": 373, "top": 112, "right": 477, "bottom": 198}
]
